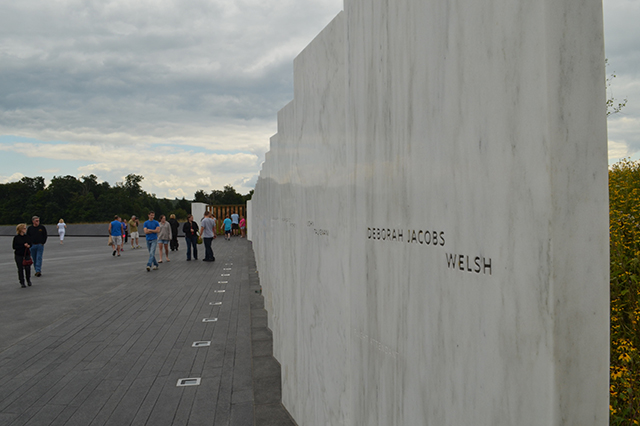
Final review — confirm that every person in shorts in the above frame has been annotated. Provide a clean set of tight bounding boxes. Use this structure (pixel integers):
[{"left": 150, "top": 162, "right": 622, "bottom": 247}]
[
  {"left": 231, "top": 211, "right": 239, "bottom": 236},
  {"left": 109, "top": 215, "right": 124, "bottom": 256},
  {"left": 128, "top": 216, "right": 140, "bottom": 248},
  {"left": 223, "top": 215, "right": 232, "bottom": 241},
  {"left": 157, "top": 215, "right": 172, "bottom": 263}
]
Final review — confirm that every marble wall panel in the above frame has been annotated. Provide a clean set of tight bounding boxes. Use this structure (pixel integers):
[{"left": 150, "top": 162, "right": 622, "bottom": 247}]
[
  {"left": 253, "top": 13, "right": 352, "bottom": 425},
  {"left": 191, "top": 202, "right": 206, "bottom": 226},
  {"left": 250, "top": 0, "right": 608, "bottom": 424}
]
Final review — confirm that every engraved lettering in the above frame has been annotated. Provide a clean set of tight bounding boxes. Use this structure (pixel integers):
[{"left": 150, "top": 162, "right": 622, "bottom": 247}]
[
  {"left": 366, "top": 227, "right": 447, "bottom": 250},
  {"left": 484, "top": 258, "right": 492, "bottom": 275},
  {"left": 353, "top": 328, "right": 400, "bottom": 361},
  {"left": 446, "top": 253, "right": 493, "bottom": 275}
]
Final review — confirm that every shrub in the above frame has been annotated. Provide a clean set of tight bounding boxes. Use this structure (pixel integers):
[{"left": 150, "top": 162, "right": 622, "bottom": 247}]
[{"left": 609, "top": 158, "right": 640, "bottom": 424}]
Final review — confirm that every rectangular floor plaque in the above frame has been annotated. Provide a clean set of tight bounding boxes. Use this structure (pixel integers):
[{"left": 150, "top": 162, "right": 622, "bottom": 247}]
[
  {"left": 177, "top": 378, "right": 201, "bottom": 387},
  {"left": 221, "top": 274, "right": 230, "bottom": 276},
  {"left": 202, "top": 318, "right": 218, "bottom": 322},
  {"left": 210, "top": 302, "right": 222, "bottom": 306},
  {"left": 192, "top": 341, "right": 211, "bottom": 347},
  {"left": 215, "top": 290, "right": 226, "bottom": 293},
  {"left": 218, "top": 281, "right": 228, "bottom": 283}
]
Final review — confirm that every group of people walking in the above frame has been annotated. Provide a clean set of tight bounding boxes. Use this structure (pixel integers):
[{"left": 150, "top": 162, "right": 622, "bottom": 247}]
[
  {"left": 12, "top": 211, "right": 246, "bottom": 287},
  {"left": 107, "top": 214, "right": 180, "bottom": 259},
  {"left": 108, "top": 211, "right": 246, "bottom": 272}
]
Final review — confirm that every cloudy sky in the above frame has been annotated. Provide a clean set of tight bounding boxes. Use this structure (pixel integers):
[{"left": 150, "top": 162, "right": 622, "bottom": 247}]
[
  {"left": 0, "top": 0, "right": 344, "bottom": 198},
  {"left": 0, "top": 0, "right": 638, "bottom": 198},
  {"left": 605, "top": 0, "right": 640, "bottom": 163}
]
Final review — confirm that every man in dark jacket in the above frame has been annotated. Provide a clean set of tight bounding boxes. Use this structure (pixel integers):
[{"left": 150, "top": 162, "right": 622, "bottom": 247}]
[
  {"left": 169, "top": 214, "right": 180, "bottom": 251},
  {"left": 26, "top": 216, "right": 48, "bottom": 277},
  {"left": 182, "top": 215, "right": 199, "bottom": 261}
]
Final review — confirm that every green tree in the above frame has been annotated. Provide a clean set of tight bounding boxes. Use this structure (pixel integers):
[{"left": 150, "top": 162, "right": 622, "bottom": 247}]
[
  {"left": 219, "top": 185, "right": 244, "bottom": 205},
  {"left": 194, "top": 190, "right": 211, "bottom": 204},
  {"left": 171, "top": 208, "right": 188, "bottom": 220},
  {"left": 19, "top": 176, "right": 45, "bottom": 193},
  {"left": 0, "top": 175, "right": 252, "bottom": 225},
  {"left": 193, "top": 185, "right": 249, "bottom": 206},
  {"left": 81, "top": 174, "right": 109, "bottom": 199},
  {"left": 123, "top": 174, "right": 144, "bottom": 197},
  {"left": 0, "top": 180, "right": 42, "bottom": 224},
  {"left": 176, "top": 197, "right": 191, "bottom": 212},
  {"left": 75, "top": 192, "right": 100, "bottom": 222},
  {"left": 46, "top": 175, "right": 85, "bottom": 222}
]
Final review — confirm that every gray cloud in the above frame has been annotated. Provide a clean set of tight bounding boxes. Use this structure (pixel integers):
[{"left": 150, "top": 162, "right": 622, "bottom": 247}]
[
  {"left": 0, "top": 0, "right": 345, "bottom": 197},
  {"left": 0, "top": 0, "right": 340, "bottom": 137}
]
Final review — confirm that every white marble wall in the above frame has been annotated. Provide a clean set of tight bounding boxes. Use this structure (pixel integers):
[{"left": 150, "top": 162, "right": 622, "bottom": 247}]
[
  {"left": 250, "top": 0, "right": 609, "bottom": 424},
  {"left": 190, "top": 202, "right": 206, "bottom": 227}
]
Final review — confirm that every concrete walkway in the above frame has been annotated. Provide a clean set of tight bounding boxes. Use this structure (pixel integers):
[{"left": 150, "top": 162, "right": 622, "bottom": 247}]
[{"left": 0, "top": 236, "right": 296, "bottom": 426}]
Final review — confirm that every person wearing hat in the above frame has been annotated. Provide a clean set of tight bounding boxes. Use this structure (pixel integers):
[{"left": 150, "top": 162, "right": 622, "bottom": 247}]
[{"left": 128, "top": 215, "right": 140, "bottom": 249}]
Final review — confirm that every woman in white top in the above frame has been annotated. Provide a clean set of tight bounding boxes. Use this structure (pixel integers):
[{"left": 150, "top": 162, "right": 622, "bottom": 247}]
[
  {"left": 57, "top": 219, "right": 66, "bottom": 244},
  {"left": 157, "top": 215, "right": 172, "bottom": 263}
]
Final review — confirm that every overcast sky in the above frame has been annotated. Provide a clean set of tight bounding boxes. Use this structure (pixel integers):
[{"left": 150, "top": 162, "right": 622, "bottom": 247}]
[
  {"left": 604, "top": 0, "right": 640, "bottom": 163},
  {"left": 0, "top": 0, "right": 638, "bottom": 199}
]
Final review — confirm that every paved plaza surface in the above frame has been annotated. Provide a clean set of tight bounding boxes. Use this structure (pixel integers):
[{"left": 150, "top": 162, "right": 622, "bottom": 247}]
[{"left": 0, "top": 236, "right": 295, "bottom": 426}]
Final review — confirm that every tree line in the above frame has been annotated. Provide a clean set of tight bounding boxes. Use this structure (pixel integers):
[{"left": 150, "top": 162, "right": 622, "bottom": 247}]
[{"left": 0, "top": 174, "right": 251, "bottom": 225}]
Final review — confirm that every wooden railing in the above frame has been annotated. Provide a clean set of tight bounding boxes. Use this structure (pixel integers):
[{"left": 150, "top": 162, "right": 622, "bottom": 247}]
[{"left": 206, "top": 204, "right": 246, "bottom": 235}]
